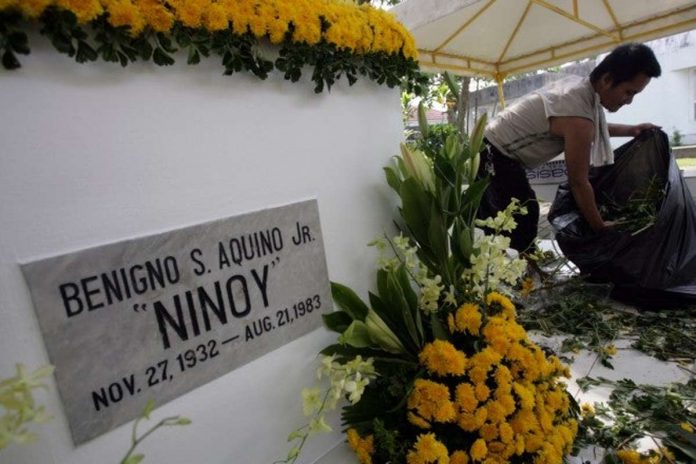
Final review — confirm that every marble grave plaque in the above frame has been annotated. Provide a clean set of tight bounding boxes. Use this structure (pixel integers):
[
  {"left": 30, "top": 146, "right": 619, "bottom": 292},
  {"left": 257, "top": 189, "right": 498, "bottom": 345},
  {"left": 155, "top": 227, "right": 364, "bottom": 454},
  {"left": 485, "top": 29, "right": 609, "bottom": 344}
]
[{"left": 21, "top": 199, "right": 331, "bottom": 444}]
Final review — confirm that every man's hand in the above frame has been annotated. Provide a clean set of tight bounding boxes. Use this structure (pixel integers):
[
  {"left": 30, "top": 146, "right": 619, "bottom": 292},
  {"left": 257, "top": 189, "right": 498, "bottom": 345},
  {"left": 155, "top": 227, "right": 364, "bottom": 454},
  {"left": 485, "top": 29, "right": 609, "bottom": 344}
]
[
  {"left": 629, "top": 122, "right": 661, "bottom": 137},
  {"left": 608, "top": 122, "right": 661, "bottom": 137}
]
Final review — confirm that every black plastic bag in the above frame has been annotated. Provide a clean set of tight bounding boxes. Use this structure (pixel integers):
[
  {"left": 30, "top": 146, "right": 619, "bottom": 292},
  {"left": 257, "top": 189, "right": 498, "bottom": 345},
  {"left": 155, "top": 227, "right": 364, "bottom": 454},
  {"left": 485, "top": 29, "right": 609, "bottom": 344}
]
[{"left": 548, "top": 129, "right": 696, "bottom": 308}]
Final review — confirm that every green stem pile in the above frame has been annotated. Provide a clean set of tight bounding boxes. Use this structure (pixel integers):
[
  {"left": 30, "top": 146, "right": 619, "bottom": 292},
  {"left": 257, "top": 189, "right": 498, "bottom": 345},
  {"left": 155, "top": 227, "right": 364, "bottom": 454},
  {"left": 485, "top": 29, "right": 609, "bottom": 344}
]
[{"left": 599, "top": 176, "right": 666, "bottom": 236}]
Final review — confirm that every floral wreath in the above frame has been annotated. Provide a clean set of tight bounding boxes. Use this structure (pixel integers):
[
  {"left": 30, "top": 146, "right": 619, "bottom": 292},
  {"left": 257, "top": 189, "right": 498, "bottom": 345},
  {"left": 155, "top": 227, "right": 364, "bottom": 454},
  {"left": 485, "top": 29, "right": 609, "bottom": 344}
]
[{"left": 0, "top": 0, "right": 428, "bottom": 93}]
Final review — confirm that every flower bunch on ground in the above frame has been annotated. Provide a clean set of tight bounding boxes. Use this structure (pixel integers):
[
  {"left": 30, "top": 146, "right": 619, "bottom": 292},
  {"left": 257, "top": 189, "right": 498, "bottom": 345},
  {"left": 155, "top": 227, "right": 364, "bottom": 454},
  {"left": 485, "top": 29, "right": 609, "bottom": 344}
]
[
  {"left": 281, "top": 112, "right": 579, "bottom": 463},
  {"left": 0, "top": 0, "right": 427, "bottom": 93}
]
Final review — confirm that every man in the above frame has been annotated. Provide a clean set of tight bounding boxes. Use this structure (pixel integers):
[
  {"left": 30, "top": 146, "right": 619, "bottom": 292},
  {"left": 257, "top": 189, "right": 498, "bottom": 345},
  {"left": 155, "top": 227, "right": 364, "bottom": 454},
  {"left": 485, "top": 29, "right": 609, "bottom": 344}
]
[{"left": 478, "top": 42, "right": 662, "bottom": 253}]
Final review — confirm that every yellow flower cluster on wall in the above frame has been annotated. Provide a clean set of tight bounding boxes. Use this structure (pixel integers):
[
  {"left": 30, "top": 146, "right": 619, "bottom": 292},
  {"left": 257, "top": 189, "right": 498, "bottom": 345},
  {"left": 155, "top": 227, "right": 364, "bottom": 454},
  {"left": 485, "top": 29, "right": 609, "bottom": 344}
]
[
  {"left": 0, "top": 0, "right": 426, "bottom": 93},
  {"left": 0, "top": 0, "right": 416, "bottom": 56}
]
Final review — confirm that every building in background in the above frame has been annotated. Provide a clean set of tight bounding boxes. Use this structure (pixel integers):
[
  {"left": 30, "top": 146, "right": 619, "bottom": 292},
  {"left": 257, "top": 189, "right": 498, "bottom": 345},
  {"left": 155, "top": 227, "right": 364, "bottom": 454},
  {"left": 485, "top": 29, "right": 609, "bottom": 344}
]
[{"left": 468, "top": 29, "right": 696, "bottom": 146}]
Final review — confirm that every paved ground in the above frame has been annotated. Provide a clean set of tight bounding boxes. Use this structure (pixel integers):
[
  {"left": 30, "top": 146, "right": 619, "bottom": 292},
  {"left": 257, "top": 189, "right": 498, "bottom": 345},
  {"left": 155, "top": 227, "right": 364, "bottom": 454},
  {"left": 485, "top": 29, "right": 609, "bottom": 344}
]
[{"left": 537, "top": 202, "right": 554, "bottom": 240}]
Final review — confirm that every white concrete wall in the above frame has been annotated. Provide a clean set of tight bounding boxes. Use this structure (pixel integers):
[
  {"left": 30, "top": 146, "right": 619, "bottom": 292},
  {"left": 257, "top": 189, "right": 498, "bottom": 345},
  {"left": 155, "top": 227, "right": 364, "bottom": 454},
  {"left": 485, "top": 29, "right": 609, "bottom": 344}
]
[{"left": 0, "top": 35, "right": 402, "bottom": 464}]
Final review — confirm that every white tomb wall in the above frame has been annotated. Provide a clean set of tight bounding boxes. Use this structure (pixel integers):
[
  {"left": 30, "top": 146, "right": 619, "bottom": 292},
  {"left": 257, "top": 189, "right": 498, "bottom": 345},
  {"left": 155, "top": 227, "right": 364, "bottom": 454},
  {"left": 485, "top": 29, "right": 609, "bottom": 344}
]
[{"left": 0, "top": 36, "right": 401, "bottom": 464}]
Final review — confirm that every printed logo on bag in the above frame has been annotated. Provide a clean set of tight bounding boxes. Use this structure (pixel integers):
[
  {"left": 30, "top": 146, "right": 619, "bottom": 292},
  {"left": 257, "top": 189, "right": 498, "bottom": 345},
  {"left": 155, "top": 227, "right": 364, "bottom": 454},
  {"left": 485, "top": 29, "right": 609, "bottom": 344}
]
[{"left": 526, "top": 159, "right": 568, "bottom": 184}]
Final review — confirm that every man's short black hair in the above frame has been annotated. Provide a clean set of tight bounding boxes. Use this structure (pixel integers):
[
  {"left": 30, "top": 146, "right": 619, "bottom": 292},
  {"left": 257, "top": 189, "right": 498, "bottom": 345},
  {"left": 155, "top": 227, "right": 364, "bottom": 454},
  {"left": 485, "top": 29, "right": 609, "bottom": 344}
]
[{"left": 590, "top": 42, "right": 661, "bottom": 86}]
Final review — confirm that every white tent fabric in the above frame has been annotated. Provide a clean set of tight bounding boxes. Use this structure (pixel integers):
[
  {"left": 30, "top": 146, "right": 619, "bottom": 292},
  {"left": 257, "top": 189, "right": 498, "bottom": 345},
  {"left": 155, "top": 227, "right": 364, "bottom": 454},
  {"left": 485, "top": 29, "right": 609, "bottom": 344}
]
[{"left": 392, "top": 0, "right": 696, "bottom": 80}]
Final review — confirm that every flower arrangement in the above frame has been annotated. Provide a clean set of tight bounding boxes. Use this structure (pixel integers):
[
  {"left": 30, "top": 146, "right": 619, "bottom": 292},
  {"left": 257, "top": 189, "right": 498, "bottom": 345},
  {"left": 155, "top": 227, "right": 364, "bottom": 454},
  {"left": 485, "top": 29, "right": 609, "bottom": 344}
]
[
  {"left": 0, "top": 0, "right": 427, "bottom": 93},
  {"left": 0, "top": 364, "right": 53, "bottom": 450},
  {"left": 280, "top": 112, "right": 579, "bottom": 463}
]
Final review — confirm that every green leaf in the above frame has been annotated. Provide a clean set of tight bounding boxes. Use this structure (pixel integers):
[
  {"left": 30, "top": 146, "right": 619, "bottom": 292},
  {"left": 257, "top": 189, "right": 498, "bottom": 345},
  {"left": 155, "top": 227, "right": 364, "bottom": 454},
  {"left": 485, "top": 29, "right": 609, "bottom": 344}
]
[
  {"left": 153, "top": 47, "right": 174, "bottom": 66},
  {"left": 319, "top": 344, "right": 413, "bottom": 367},
  {"left": 368, "top": 291, "right": 402, "bottom": 342},
  {"left": 399, "top": 178, "right": 431, "bottom": 246},
  {"left": 460, "top": 177, "right": 489, "bottom": 223},
  {"left": 457, "top": 224, "right": 473, "bottom": 262},
  {"left": 443, "top": 71, "right": 460, "bottom": 101},
  {"left": 122, "top": 454, "right": 145, "bottom": 464},
  {"left": 187, "top": 47, "right": 200, "bottom": 65},
  {"left": 383, "top": 166, "right": 402, "bottom": 193},
  {"left": 430, "top": 312, "right": 449, "bottom": 340},
  {"left": 417, "top": 100, "right": 429, "bottom": 139},
  {"left": 8, "top": 31, "right": 30, "bottom": 55},
  {"left": 330, "top": 282, "right": 369, "bottom": 321},
  {"left": 433, "top": 154, "right": 456, "bottom": 188},
  {"left": 141, "top": 399, "right": 156, "bottom": 419},
  {"left": 339, "top": 321, "right": 372, "bottom": 348},
  {"left": 427, "top": 209, "right": 448, "bottom": 266},
  {"left": 76, "top": 40, "right": 97, "bottom": 63},
  {"left": 395, "top": 266, "right": 418, "bottom": 318},
  {"left": 2, "top": 49, "right": 20, "bottom": 70},
  {"left": 322, "top": 311, "right": 353, "bottom": 333},
  {"left": 386, "top": 272, "right": 420, "bottom": 351},
  {"left": 444, "top": 133, "right": 461, "bottom": 161},
  {"left": 469, "top": 113, "right": 488, "bottom": 160},
  {"left": 118, "top": 51, "right": 128, "bottom": 67},
  {"left": 664, "top": 435, "right": 696, "bottom": 461}
]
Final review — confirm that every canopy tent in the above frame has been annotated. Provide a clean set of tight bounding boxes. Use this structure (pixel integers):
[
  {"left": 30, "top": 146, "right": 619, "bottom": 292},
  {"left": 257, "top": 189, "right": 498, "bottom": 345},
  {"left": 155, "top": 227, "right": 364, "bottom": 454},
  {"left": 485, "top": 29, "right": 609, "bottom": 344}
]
[{"left": 392, "top": 0, "right": 696, "bottom": 105}]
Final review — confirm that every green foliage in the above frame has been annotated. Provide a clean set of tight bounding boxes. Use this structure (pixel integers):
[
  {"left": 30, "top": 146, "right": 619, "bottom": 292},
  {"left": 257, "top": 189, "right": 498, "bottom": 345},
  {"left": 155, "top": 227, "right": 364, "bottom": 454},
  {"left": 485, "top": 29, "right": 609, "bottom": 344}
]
[
  {"left": 384, "top": 115, "right": 488, "bottom": 293},
  {"left": 672, "top": 129, "right": 684, "bottom": 147},
  {"left": 413, "top": 123, "right": 460, "bottom": 159},
  {"left": 575, "top": 377, "right": 696, "bottom": 463},
  {"left": 518, "top": 277, "right": 696, "bottom": 365},
  {"left": 0, "top": 7, "right": 428, "bottom": 95},
  {"left": 0, "top": 364, "right": 53, "bottom": 450},
  {"left": 599, "top": 176, "right": 665, "bottom": 236},
  {"left": 0, "top": 11, "right": 29, "bottom": 69},
  {"left": 120, "top": 400, "right": 191, "bottom": 464}
]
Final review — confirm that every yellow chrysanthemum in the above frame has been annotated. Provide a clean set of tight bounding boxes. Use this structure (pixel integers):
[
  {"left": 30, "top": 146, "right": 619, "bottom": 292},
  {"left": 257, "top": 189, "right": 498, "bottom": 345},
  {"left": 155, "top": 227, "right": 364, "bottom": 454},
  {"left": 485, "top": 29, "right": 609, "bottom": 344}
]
[
  {"left": 524, "top": 432, "right": 544, "bottom": 453},
  {"left": 0, "top": 0, "right": 17, "bottom": 11},
  {"left": 480, "top": 423, "right": 498, "bottom": 441},
  {"left": 485, "top": 400, "right": 508, "bottom": 424},
  {"left": 408, "top": 411, "right": 432, "bottom": 430},
  {"left": 455, "top": 383, "right": 478, "bottom": 413},
  {"left": 107, "top": 0, "right": 147, "bottom": 35},
  {"left": 56, "top": 0, "right": 103, "bottom": 22},
  {"left": 16, "top": 0, "right": 52, "bottom": 18},
  {"left": 680, "top": 421, "right": 694, "bottom": 433},
  {"left": 485, "top": 291, "right": 516, "bottom": 319},
  {"left": 450, "top": 303, "right": 482, "bottom": 335},
  {"left": 487, "top": 440, "right": 507, "bottom": 456},
  {"left": 170, "top": 0, "right": 205, "bottom": 28},
  {"left": 136, "top": 0, "right": 174, "bottom": 32},
  {"left": 449, "top": 450, "right": 469, "bottom": 464},
  {"left": 204, "top": 2, "right": 228, "bottom": 31},
  {"left": 3, "top": 0, "right": 418, "bottom": 60},
  {"left": 498, "top": 422, "right": 514, "bottom": 444},
  {"left": 496, "top": 393, "right": 516, "bottom": 417},
  {"left": 419, "top": 340, "right": 467, "bottom": 376},
  {"left": 470, "top": 438, "right": 488, "bottom": 461},
  {"left": 407, "top": 379, "right": 457, "bottom": 424},
  {"left": 510, "top": 408, "right": 536, "bottom": 434},
  {"left": 520, "top": 277, "right": 534, "bottom": 297},
  {"left": 616, "top": 449, "right": 643, "bottom": 464},
  {"left": 406, "top": 433, "right": 449, "bottom": 464},
  {"left": 347, "top": 428, "right": 375, "bottom": 464},
  {"left": 474, "top": 383, "right": 491, "bottom": 402}
]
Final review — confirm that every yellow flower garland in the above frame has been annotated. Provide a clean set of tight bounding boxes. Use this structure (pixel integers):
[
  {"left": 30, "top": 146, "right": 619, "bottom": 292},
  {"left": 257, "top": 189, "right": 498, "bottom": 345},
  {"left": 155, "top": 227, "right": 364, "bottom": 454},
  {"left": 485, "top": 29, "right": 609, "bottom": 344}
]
[
  {"left": 0, "top": 0, "right": 425, "bottom": 92},
  {"left": 0, "top": 0, "right": 417, "bottom": 58}
]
